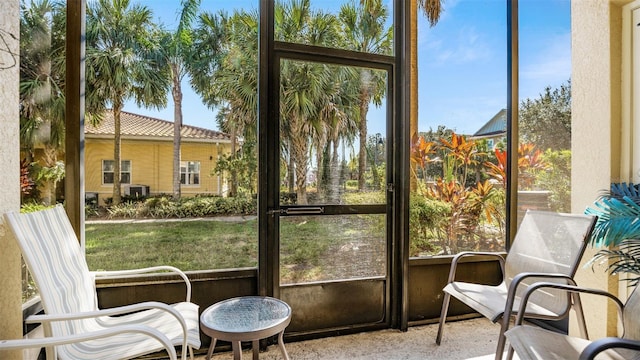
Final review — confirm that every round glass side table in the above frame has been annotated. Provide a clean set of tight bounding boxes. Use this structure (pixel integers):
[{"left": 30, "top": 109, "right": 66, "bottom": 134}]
[{"left": 200, "top": 296, "right": 292, "bottom": 360}]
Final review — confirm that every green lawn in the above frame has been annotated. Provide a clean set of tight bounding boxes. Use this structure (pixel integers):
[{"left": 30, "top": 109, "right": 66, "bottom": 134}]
[
  {"left": 85, "top": 215, "right": 385, "bottom": 283},
  {"left": 85, "top": 219, "right": 259, "bottom": 271}
]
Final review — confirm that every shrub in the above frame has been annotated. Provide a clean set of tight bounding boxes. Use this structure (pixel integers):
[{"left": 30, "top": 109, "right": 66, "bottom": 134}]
[
  {"left": 107, "top": 202, "right": 143, "bottom": 218},
  {"left": 536, "top": 149, "right": 571, "bottom": 212},
  {"left": 99, "top": 194, "right": 257, "bottom": 219},
  {"left": 345, "top": 180, "right": 358, "bottom": 190},
  {"left": 20, "top": 202, "right": 53, "bottom": 213},
  {"left": 409, "top": 195, "right": 451, "bottom": 256}
]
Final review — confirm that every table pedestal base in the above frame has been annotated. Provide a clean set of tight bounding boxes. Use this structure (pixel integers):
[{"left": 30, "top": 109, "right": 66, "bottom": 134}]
[{"left": 205, "top": 331, "right": 290, "bottom": 360}]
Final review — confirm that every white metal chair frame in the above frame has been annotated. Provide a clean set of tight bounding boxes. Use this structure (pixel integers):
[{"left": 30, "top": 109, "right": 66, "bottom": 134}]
[
  {"left": 0, "top": 325, "right": 178, "bottom": 360},
  {"left": 4, "top": 205, "right": 200, "bottom": 360}
]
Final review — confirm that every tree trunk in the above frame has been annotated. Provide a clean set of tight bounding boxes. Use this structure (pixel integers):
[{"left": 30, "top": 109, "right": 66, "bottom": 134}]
[
  {"left": 287, "top": 142, "right": 295, "bottom": 194},
  {"left": 315, "top": 141, "right": 324, "bottom": 202},
  {"left": 358, "top": 85, "right": 370, "bottom": 191},
  {"left": 172, "top": 64, "right": 183, "bottom": 201},
  {"left": 112, "top": 105, "right": 122, "bottom": 205},
  {"left": 229, "top": 125, "right": 237, "bottom": 197},
  {"left": 328, "top": 138, "right": 341, "bottom": 203},
  {"left": 291, "top": 128, "right": 309, "bottom": 205},
  {"left": 41, "top": 145, "right": 57, "bottom": 206}
]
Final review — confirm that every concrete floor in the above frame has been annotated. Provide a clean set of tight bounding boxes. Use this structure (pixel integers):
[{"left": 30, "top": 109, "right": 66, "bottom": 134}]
[{"left": 201, "top": 318, "right": 512, "bottom": 360}]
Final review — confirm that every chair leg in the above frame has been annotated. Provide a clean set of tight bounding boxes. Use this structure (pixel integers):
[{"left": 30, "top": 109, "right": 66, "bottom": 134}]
[
  {"left": 572, "top": 292, "right": 589, "bottom": 339},
  {"left": 435, "top": 292, "right": 452, "bottom": 345},
  {"left": 43, "top": 323, "right": 57, "bottom": 360},
  {"left": 505, "top": 345, "right": 515, "bottom": 360},
  {"left": 494, "top": 316, "right": 509, "bottom": 360}
]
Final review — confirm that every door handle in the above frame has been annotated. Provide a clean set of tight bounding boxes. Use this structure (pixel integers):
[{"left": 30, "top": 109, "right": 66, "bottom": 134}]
[
  {"left": 283, "top": 207, "right": 324, "bottom": 215},
  {"left": 267, "top": 207, "right": 325, "bottom": 216}
]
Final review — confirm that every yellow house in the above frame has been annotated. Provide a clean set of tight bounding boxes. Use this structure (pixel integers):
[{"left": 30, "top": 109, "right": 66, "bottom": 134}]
[{"left": 85, "top": 111, "right": 231, "bottom": 204}]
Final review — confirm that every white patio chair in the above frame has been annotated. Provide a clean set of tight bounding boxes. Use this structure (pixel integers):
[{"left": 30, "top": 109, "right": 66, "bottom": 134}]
[
  {"left": 505, "top": 281, "right": 640, "bottom": 360},
  {"left": 0, "top": 325, "right": 178, "bottom": 360},
  {"left": 435, "top": 210, "right": 597, "bottom": 360},
  {"left": 3, "top": 205, "right": 201, "bottom": 360}
]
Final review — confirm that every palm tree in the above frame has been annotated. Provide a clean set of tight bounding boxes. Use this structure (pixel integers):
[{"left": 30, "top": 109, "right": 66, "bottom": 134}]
[
  {"left": 417, "top": 0, "right": 444, "bottom": 26},
  {"left": 19, "top": 0, "right": 67, "bottom": 205},
  {"left": 157, "top": 0, "right": 202, "bottom": 201},
  {"left": 340, "top": 0, "right": 392, "bottom": 191},
  {"left": 277, "top": 0, "right": 341, "bottom": 204},
  {"left": 85, "top": 0, "right": 169, "bottom": 205},
  {"left": 189, "top": 10, "right": 255, "bottom": 197},
  {"left": 362, "top": 0, "right": 443, "bottom": 26},
  {"left": 318, "top": 67, "right": 359, "bottom": 202}
]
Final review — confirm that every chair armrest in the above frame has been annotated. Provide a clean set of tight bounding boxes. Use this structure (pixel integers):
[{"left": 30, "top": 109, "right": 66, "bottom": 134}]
[
  {"left": 579, "top": 337, "right": 640, "bottom": 360},
  {"left": 26, "top": 301, "right": 187, "bottom": 324},
  {"left": 446, "top": 251, "right": 506, "bottom": 283},
  {"left": 92, "top": 266, "right": 191, "bottom": 302},
  {"left": 26, "top": 301, "right": 188, "bottom": 346},
  {"left": 26, "top": 301, "right": 189, "bottom": 359},
  {"left": 0, "top": 325, "right": 177, "bottom": 360},
  {"left": 499, "top": 273, "right": 576, "bottom": 344},
  {"left": 505, "top": 272, "right": 574, "bottom": 313},
  {"left": 512, "top": 282, "right": 624, "bottom": 327}
]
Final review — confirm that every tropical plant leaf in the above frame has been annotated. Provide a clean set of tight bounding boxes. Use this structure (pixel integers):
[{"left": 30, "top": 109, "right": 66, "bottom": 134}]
[
  {"left": 585, "top": 189, "right": 640, "bottom": 247},
  {"left": 610, "top": 182, "right": 640, "bottom": 201},
  {"left": 586, "top": 184, "right": 640, "bottom": 285},
  {"left": 588, "top": 239, "right": 640, "bottom": 286}
]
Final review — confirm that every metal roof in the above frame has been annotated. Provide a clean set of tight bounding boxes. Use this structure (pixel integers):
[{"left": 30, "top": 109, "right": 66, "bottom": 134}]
[{"left": 472, "top": 109, "right": 507, "bottom": 137}]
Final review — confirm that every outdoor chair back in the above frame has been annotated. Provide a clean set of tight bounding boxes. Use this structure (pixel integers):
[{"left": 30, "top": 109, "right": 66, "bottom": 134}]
[
  {"left": 436, "top": 210, "right": 597, "bottom": 360},
  {"left": 4, "top": 205, "right": 200, "bottom": 360},
  {"left": 504, "top": 210, "right": 594, "bottom": 315},
  {"left": 11, "top": 205, "right": 97, "bottom": 318}
]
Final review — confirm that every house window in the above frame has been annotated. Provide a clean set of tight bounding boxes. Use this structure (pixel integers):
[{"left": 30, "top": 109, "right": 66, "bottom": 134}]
[
  {"left": 102, "top": 160, "right": 131, "bottom": 184},
  {"left": 180, "top": 161, "right": 200, "bottom": 185}
]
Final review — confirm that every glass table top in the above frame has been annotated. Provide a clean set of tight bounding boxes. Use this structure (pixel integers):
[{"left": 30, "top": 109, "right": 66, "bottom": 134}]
[{"left": 201, "top": 296, "right": 291, "bottom": 333}]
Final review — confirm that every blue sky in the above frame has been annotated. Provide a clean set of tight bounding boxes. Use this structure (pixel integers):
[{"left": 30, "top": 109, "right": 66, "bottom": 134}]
[{"left": 123, "top": 0, "right": 571, "bottom": 137}]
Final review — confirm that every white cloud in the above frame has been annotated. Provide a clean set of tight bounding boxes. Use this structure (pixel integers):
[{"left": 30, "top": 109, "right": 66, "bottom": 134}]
[
  {"left": 423, "top": 26, "right": 492, "bottom": 66},
  {"left": 519, "top": 32, "right": 571, "bottom": 98}
]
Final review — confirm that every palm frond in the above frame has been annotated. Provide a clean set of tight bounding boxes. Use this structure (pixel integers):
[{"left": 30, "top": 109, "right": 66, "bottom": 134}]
[
  {"left": 586, "top": 185, "right": 640, "bottom": 247},
  {"left": 589, "top": 239, "right": 640, "bottom": 286},
  {"left": 609, "top": 182, "right": 640, "bottom": 205},
  {"left": 586, "top": 183, "right": 640, "bottom": 285},
  {"left": 418, "top": 0, "right": 444, "bottom": 27}
]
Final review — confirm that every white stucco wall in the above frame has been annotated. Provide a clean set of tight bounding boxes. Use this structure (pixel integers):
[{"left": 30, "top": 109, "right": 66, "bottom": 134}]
[
  {"left": 0, "top": 0, "right": 23, "bottom": 358},
  {"left": 571, "top": 0, "right": 630, "bottom": 338}
]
